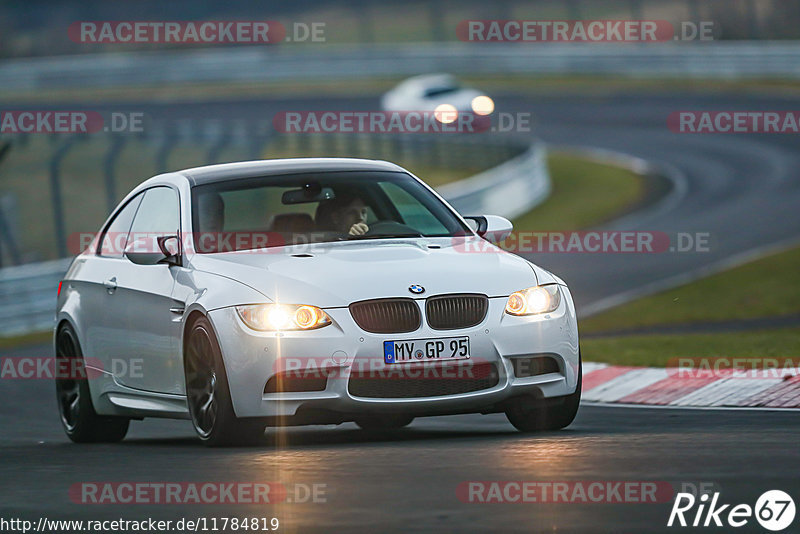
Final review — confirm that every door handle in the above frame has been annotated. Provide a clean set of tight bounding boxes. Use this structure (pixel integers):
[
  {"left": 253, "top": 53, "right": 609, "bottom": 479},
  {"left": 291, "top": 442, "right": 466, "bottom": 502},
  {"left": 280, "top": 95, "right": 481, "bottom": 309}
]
[{"left": 103, "top": 277, "right": 118, "bottom": 293}]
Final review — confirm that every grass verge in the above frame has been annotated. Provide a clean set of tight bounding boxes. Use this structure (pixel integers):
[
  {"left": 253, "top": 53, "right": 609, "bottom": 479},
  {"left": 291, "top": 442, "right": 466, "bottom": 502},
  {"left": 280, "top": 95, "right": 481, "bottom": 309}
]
[
  {"left": 512, "top": 150, "right": 646, "bottom": 232},
  {"left": 581, "top": 245, "right": 800, "bottom": 367},
  {"left": 582, "top": 328, "right": 800, "bottom": 368},
  {"left": 582, "top": 246, "right": 800, "bottom": 333},
  {"left": 0, "top": 331, "right": 52, "bottom": 351}
]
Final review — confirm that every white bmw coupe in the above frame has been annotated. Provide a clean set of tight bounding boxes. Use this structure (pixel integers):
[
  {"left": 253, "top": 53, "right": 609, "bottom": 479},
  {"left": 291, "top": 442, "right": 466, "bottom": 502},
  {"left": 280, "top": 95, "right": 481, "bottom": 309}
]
[
  {"left": 55, "top": 158, "right": 580, "bottom": 446},
  {"left": 381, "top": 73, "right": 495, "bottom": 121}
]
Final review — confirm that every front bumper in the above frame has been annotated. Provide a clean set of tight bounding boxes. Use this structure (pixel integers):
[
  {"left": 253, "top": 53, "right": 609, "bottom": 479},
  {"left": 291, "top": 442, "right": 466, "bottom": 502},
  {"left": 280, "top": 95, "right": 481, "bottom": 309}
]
[{"left": 209, "top": 287, "right": 580, "bottom": 419}]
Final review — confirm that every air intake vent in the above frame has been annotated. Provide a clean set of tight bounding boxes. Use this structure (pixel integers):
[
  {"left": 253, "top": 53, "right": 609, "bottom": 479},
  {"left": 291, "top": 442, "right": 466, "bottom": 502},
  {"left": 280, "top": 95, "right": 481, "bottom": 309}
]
[
  {"left": 349, "top": 298, "right": 421, "bottom": 334},
  {"left": 264, "top": 371, "right": 327, "bottom": 393},
  {"left": 511, "top": 356, "right": 561, "bottom": 378},
  {"left": 426, "top": 294, "right": 489, "bottom": 330}
]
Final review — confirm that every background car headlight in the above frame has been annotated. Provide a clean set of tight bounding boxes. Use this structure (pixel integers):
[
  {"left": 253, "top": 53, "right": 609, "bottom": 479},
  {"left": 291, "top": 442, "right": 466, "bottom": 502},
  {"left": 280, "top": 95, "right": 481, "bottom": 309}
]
[
  {"left": 471, "top": 95, "right": 495, "bottom": 115},
  {"left": 505, "top": 285, "right": 561, "bottom": 315},
  {"left": 236, "top": 304, "right": 331, "bottom": 331},
  {"left": 434, "top": 103, "right": 459, "bottom": 124}
]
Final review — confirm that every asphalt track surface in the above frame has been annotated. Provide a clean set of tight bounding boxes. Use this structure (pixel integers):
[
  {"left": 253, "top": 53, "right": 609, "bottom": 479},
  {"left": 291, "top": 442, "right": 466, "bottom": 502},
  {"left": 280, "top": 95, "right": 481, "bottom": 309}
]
[{"left": 2, "top": 91, "right": 800, "bottom": 533}]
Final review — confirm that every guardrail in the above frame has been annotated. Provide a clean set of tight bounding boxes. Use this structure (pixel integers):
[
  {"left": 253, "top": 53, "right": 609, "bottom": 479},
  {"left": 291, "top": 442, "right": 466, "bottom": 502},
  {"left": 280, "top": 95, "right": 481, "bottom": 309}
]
[
  {"left": 2, "top": 42, "right": 800, "bottom": 91},
  {"left": 441, "top": 141, "right": 549, "bottom": 220},
  {"left": 0, "top": 139, "right": 550, "bottom": 337},
  {"left": 0, "top": 258, "right": 71, "bottom": 335}
]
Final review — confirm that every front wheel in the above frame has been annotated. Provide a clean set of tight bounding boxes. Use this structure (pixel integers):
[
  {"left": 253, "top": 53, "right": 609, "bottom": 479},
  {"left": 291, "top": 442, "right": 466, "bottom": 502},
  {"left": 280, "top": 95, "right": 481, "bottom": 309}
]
[
  {"left": 505, "top": 359, "right": 582, "bottom": 432},
  {"left": 184, "top": 316, "right": 265, "bottom": 447},
  {"left": 55, "top": 324, "right": 129, "bottom": 443}
]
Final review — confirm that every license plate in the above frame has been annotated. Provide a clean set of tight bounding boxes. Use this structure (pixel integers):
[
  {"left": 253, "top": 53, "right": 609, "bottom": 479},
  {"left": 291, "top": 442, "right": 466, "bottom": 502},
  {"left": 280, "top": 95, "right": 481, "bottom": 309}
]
[{"left": 384, "top": 336, "right": 470, "bottom": 364}]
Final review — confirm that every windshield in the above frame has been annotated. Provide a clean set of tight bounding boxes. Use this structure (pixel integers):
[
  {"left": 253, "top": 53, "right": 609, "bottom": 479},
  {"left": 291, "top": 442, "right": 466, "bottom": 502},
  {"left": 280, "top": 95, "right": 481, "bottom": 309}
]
[
  {"left": 191, "top": 170, "right": 470, "bottom": 253},
  {"left": 424, "top": 85, "right": 460, "bottom": 98}
]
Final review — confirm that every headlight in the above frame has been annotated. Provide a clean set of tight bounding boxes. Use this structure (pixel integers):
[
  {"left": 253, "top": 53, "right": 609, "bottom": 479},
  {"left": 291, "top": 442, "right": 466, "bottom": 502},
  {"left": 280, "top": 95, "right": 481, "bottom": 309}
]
[
  {"left": 434, "top": 103, "right": 459, "bottom": 124},
  {"left": 236, "top": 304, "right": 331, "bottom": 331},
  {"left": 471, "top": 95, "right": 494, "bottom": 115},
  {"left": 505, "top": 285, "right": 561, "bottom": 316}
]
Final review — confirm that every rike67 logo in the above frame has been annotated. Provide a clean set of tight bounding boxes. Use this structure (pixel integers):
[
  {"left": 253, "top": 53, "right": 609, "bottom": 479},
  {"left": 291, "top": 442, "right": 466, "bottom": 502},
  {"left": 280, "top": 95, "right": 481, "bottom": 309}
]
[{"left": 668, "top": 490, "right": 795, "bottom": 531}]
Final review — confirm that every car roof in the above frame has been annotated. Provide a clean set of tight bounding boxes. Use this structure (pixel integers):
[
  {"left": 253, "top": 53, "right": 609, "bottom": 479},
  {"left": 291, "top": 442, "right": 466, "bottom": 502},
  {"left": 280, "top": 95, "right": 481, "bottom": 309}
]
[{"left": 178, "top": 158, "right": 406, "bottom": 186}]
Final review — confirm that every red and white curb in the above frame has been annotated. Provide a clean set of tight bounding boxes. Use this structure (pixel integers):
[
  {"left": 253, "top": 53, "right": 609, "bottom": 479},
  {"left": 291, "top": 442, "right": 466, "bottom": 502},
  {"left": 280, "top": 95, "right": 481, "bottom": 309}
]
[{"left": 582, "top": 362, "right": 800, "bottom": 409}]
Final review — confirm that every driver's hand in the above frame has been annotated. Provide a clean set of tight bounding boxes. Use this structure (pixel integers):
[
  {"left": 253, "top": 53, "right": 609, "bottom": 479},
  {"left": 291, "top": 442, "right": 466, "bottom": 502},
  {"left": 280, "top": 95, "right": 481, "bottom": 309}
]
[{"left": 348, "top": 222, "right": 369, "bottom": 236}]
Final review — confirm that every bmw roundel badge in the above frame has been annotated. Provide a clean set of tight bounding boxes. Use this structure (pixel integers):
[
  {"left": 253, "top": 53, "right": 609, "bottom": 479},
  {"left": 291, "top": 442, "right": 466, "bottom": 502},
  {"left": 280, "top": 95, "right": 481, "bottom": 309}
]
[{"left": 409, "top": 284, "right": 425, "bottom": 295}]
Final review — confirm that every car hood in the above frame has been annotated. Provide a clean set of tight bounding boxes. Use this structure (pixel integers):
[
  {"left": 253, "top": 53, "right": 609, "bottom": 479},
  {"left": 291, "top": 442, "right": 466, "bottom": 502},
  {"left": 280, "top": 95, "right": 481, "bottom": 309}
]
[{"left": 189, "top": 237, "right": 544, "bottom": 308}]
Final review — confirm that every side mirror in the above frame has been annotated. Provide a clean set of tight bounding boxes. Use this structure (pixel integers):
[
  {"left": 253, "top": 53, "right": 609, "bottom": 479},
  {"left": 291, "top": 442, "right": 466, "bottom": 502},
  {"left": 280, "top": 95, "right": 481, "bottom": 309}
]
[
  {"left": 464, "top": 215, "right": 513, "bottom": 242},
  {"left": 124, "top": 235, "right": 181, "bottom": 266}
]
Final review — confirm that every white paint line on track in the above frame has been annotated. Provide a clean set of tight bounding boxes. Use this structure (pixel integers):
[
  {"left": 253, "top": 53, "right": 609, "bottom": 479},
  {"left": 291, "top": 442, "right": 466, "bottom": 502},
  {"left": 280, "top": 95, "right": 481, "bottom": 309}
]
[
  {"left": 582, "top": 367, "right": 668, "bottom": 403},
  {"left": 582, "top": 361, "right": 609, "bottom": 374},
  {"left": 670, "top": 377, "right": 783, "bottom": 407},
  {"left": 580, "top": 364, "right": 800, "bottom": 410},
  {"left": 580, "top": 401, "right": 800, "bottom": 412}
]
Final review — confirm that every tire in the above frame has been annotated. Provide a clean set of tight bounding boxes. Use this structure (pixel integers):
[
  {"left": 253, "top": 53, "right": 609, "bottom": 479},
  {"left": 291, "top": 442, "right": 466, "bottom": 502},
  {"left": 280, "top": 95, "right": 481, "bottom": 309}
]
[
  {"left": 55, "top": 324, "right": 130, "bottom": 443},
  {"left": 355, "top": 414, "right": 414, "bottom": 430},
  {"left": 505, "top": 358, "right": 582, "bottom": 433},
  {"left": 184, "top": 316, "right": 265, "bottom": 447}
]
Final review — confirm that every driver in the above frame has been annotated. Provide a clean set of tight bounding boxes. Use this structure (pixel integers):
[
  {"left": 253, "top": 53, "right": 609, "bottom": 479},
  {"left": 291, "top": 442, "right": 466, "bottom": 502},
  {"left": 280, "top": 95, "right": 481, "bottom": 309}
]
[{"left": 315, "top": 192, "right": 369, "bottom": 236}]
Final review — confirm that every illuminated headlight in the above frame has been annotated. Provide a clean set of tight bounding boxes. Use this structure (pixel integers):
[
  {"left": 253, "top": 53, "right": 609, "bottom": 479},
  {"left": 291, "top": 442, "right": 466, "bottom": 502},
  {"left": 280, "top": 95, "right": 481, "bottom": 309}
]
[
  {"left": 434, "top": 103, "right": 459, "bottom": 124},
  {"left": 505, "top": 285, "right": 561, "bottom": 316},
  {"left": 471, "top": 95, "right": 494, "bottom": 115},
  {"left": 236, "top": 304, "right": 331, "bottom": 331}
]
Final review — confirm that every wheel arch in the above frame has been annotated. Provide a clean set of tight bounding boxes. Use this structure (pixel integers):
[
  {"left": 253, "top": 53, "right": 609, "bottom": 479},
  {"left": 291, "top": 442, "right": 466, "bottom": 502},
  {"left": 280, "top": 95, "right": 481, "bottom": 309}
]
[{"left": 180, "top": 306, "right": 231, "bottom": 385}]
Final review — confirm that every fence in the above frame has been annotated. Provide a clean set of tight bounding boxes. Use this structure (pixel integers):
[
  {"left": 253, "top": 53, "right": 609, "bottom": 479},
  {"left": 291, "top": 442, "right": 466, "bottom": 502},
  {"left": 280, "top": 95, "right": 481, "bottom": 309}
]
[
  {"left": 3, "top": 41, "right": 800, "bottom": 92},
  {"left": 0, "top": 0, "right": 793, "bottom": 59},
  {"left": 0, "top": 127, "right": 530, "bottom": 265}
]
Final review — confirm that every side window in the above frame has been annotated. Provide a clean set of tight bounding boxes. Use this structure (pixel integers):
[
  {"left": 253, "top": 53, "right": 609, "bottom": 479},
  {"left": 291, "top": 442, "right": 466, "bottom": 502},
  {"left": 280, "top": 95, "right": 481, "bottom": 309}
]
[
  {"left": 129, "top": 187, "right": 180, "bottom": 239},
  {"left": 98, "top": 193, "right": 144, "bottom": 258}
]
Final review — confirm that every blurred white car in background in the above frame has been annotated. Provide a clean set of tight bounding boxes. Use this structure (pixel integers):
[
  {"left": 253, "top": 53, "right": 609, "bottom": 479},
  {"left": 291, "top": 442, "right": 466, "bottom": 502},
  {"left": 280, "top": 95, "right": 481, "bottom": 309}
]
[{"left": 381, "top": 73, "right": 495, "bottom": 123}]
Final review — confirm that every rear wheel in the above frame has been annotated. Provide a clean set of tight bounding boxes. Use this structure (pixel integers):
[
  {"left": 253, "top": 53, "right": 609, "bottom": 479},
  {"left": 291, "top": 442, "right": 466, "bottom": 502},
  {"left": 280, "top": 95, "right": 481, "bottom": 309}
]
[
  {"left": 185, "top": 316, "right": 265, "bottom": 446},
  {"left": 55, "top": 324, "right": 129, "bottom": 443},
  {"left": 505, "top": 359, "right": 582, "bottom": 433},
  {"left": 355, "top": 414, "right": 414, "bottom": 430}
]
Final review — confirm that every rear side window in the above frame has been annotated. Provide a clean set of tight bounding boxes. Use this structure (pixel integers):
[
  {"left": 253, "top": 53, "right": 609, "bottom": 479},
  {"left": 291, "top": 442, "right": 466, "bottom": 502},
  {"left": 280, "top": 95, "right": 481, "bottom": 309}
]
[{"left": 98, "top": 193, "right": 144, "bottom": 258}]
